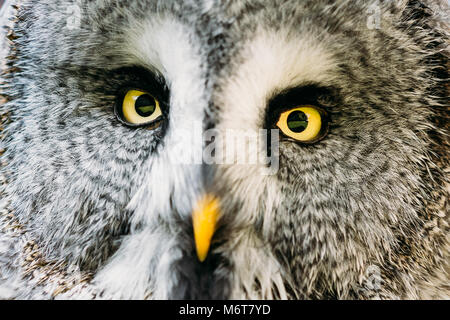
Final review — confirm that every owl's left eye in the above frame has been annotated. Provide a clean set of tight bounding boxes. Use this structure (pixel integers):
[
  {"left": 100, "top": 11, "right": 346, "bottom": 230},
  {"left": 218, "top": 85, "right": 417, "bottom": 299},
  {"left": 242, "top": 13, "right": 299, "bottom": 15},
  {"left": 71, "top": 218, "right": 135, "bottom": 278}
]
[
  {"left": 116, "top": 89, "right": 163, "bottom": 127},
  {"left": 276, "top": 106, "right": 328, "bottom": 143}
]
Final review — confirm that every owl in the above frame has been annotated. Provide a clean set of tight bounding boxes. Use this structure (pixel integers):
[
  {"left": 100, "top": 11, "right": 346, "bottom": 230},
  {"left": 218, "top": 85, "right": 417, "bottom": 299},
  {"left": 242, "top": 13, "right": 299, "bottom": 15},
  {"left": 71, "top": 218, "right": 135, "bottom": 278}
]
[{"left": 0, "top": 0, "right": 448, "bottom": 300}]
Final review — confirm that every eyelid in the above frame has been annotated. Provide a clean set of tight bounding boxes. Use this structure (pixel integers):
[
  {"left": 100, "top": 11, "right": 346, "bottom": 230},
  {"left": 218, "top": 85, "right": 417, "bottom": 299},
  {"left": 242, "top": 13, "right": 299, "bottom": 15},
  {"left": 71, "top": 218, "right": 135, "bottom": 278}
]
[{"left": 111, "top": 66, "right": 169, "bottom": 99}]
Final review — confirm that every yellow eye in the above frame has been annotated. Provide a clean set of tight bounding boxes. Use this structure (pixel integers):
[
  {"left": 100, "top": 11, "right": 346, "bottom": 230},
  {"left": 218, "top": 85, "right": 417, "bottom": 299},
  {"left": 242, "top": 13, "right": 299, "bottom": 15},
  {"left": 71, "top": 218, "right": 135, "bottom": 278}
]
[
  {"left": 120, "top": 89, "right": 162, "bottom": 125},
  {"left": 276, "top": 106, "right": 325, "bottom": 142}
]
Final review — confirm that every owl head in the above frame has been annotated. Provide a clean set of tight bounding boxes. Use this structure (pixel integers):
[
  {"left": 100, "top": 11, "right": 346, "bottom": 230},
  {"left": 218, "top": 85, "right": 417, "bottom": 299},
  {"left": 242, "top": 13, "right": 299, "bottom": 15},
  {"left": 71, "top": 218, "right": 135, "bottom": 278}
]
[{"left": 0, "top": 0, "right": 448, "bottom": 299}]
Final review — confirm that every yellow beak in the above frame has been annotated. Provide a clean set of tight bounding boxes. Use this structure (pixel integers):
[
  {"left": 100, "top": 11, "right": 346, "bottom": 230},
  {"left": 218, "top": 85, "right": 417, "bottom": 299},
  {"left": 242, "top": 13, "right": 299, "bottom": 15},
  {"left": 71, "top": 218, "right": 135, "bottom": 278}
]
[{"left": 192, "top": 194, "right": 219, "bottom": 262}]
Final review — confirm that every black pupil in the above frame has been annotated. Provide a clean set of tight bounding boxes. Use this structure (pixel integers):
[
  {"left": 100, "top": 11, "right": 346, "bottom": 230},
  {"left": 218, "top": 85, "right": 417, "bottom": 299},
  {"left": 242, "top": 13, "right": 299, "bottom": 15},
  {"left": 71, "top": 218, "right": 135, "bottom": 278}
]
[
  {"left": 287, "top": 110, "right": 308, "bottom": 133},
  {"left": 135, "top": 94, "right": 156, "bottom": 117}
]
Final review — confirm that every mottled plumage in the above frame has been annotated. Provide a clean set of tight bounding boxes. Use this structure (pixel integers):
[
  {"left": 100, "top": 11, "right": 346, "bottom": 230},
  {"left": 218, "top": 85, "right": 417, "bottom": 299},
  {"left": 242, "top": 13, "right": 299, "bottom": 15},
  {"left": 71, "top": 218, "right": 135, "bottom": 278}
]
[{"left": 0, "top": 0, "right": 448, "bottom": 299}]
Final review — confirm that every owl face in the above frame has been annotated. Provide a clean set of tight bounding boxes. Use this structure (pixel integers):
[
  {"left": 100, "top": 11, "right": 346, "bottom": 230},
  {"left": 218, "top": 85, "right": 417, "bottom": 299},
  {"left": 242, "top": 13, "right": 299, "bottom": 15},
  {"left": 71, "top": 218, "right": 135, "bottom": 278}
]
[{"left": 1, "top": 0, "right": 448, "bottom": 299}]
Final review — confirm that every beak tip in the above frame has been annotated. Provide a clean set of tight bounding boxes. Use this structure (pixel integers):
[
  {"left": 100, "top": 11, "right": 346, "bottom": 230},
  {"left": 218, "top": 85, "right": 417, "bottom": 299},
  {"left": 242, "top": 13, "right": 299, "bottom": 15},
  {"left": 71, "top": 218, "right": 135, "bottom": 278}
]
[
  {"left": 197, "top": 251, "right": 208, "bottom": 263},
  {"left": 194, "top": 230, "right": 214, "bottom": 262}
]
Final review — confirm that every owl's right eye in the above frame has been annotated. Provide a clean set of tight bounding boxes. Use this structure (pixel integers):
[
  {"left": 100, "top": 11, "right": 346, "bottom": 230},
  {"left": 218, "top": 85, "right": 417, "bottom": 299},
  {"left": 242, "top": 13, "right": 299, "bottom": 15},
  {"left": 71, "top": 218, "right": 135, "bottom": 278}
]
[{"left": 116, "top": 89, "right": 163, "bottom": 127}]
